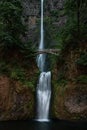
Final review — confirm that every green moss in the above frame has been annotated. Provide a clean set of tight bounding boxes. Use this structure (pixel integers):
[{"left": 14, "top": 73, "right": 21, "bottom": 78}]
[
  {"left": 10, "top": 67, "right": 25, "bottom": 80},
  {"left": 76, "top": 52, "right": 87, "bottom": 66},
  {"left": 0, "top": 59, "right": 39, "bottom": 91},
  {"left": 50, "top": 10, "right": 59, "bottom": 17},
  {"left": 0, "top": 61, "right": 9, "bottom": 75},
  {"left": 75, "top": 75, "right": 87, "bottom": 84}
]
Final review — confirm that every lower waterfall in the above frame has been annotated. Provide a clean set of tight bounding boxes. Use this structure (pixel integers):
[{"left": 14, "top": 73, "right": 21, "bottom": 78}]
[{"left": 37, "top": 72, "right": 51, "bottom": 121}]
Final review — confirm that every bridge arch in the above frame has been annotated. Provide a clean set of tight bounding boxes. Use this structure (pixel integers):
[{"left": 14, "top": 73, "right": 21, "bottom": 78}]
[{"left": 35, "top": 49, "right": 60, "bottom": 56}]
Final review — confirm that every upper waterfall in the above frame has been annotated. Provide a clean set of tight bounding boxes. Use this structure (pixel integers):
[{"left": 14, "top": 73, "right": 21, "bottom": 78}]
[
  {"left": 39, "top": 0, "right": 43, "bottom": 50},
  {"left": 37, "top": 0, "right": 45, "bottom": 72}
]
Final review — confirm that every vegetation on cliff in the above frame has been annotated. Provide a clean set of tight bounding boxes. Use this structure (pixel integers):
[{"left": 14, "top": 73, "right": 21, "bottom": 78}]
[
  {"left": 0, "top": 0, "right": 87, "bottom": 120},
  {"left": 52, "top": 0, "right": 87, "bottom": 120},
  {"left": 0, "top": 0, "right": 38, "bottom": 88},
  {"left": 0, "top": 0, "right": 38, "bottom": 120}
]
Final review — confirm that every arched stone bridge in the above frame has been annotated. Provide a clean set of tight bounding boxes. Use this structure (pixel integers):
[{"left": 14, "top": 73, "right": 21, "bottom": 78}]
[{"left": 35, "top": 49, "right": 60, "bottom": 56}]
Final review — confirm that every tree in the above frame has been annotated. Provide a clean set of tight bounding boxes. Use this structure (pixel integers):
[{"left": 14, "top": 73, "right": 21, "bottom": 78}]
[
  {"left": 64, "top": 0, "right": 87, "bottom": 39},
  {"left": 0, "top": 0, "right": 25, "bottom": 49}
]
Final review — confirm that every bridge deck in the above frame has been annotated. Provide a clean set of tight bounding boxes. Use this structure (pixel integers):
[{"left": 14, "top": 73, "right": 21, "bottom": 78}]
[{"left": 35, "top": 49, "right": 60, "bottom": 55}]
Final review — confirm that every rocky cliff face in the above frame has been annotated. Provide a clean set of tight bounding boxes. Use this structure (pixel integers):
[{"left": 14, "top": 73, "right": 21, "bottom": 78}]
[
  {"left": 0, "top": 49, "right": 38, "bottom": 120},
  {"left": 52, "top": 43, "right": 87, "bottom": 120},
  {"left": 0, "top": 76, "right": 34, "bottom": 120},
  {"left": 21, "top": 0, "right": 66, "bottom": 46}
]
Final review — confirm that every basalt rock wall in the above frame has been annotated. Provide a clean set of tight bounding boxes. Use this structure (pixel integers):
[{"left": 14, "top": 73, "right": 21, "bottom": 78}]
[{"left": 21, "top": 0, "right": 66, "bottom": 46}]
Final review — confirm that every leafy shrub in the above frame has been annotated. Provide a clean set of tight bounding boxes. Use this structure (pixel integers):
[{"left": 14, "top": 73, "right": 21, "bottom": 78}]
[
  {"left": 10, "top": 67, "right": 25, "bottom": 81},
  {"left": 0, "top": 0, "right": 35, "bottom": 59},
  {"left": 75, "top": 75, "right": 87, "bottom": 84},
  {"left": 0, "top": 0, "right": 25, "bottom": 48},
  {"left": 76, "top": 52, "right": 87, "bottom": 66},
  {"left": 0, "top": 61, "right": 9, "bottom": 74},
  {"left": 56, "top": 0, "right": 87, "bottom": 48}
]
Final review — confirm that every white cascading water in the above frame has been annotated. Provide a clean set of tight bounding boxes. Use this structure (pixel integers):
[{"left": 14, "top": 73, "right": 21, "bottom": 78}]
[
  {"left": 36, "top": 0, "right": 51, "bottom": 122},
  {"left": 37, "top": 0, "right": 45, "bottom": 72}
]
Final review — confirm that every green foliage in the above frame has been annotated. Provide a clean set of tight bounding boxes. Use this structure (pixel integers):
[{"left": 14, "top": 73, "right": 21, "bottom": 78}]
[
  {"left": 10, "top": 67, "right": 35, "bottom": 89},
  {"left": 0, "top": 0, "right": 25, "bottom": 49},
  {"left": 20, "top": 41, "right": 36, "bottom": 58},
  {"left": 0, "top": 61, "right": 9, "bottom": 74},
  {"left": 50, "top": 10, "right": 59, "bottom": 17},
  {"left": 0, "top": 59, "right": 37, "bottom": 90},
  {"left": 75, "top": 75, "right": 87, "bottom": 84},
  {"left": 57, "top": 79, "right": 68, "bottom": 86},
  {"left": 24, "top": 81, "right": 34, "bottom": 90},
  {"left": 10, "top": 67, "right": 25, "bottom": 81},
  {"left": 76, "top": 52, "right": 87, "bottom": 66},
  {"left": 52, "top": 68, "right": 68, "bottom": 87},
  {"left": 10, "top": 67, "right": 35, "bottom": 90},
  {"left": 65, "top": 0, "right": 87, "bottom": 36},
  {"left": 0, "top": 0, "right": 35, "bottom": 58},
  {"left": 57, "top": 0, "right": 87, "bottom": 47},
  {"left": 44, "top": 16, "right": 57, "bottom": 48}
]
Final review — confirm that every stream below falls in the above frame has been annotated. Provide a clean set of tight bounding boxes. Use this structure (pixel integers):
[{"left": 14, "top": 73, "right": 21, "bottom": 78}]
[{"left": 0, "top": 120, "right": 87, "bottom": 130}]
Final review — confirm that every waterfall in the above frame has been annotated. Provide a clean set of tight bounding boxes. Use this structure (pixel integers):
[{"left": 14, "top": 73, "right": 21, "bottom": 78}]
[
  {"left": 36, "top": 0, "right": 51, "bottom": 122},
  {"left": 37, "top": 0, "right": 45, "bottom": 72}
]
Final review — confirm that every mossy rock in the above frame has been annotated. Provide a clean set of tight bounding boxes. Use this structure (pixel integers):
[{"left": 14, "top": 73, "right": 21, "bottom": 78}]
[{"left": 52, "top": 82, "right": 87, "bottom": 120}]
